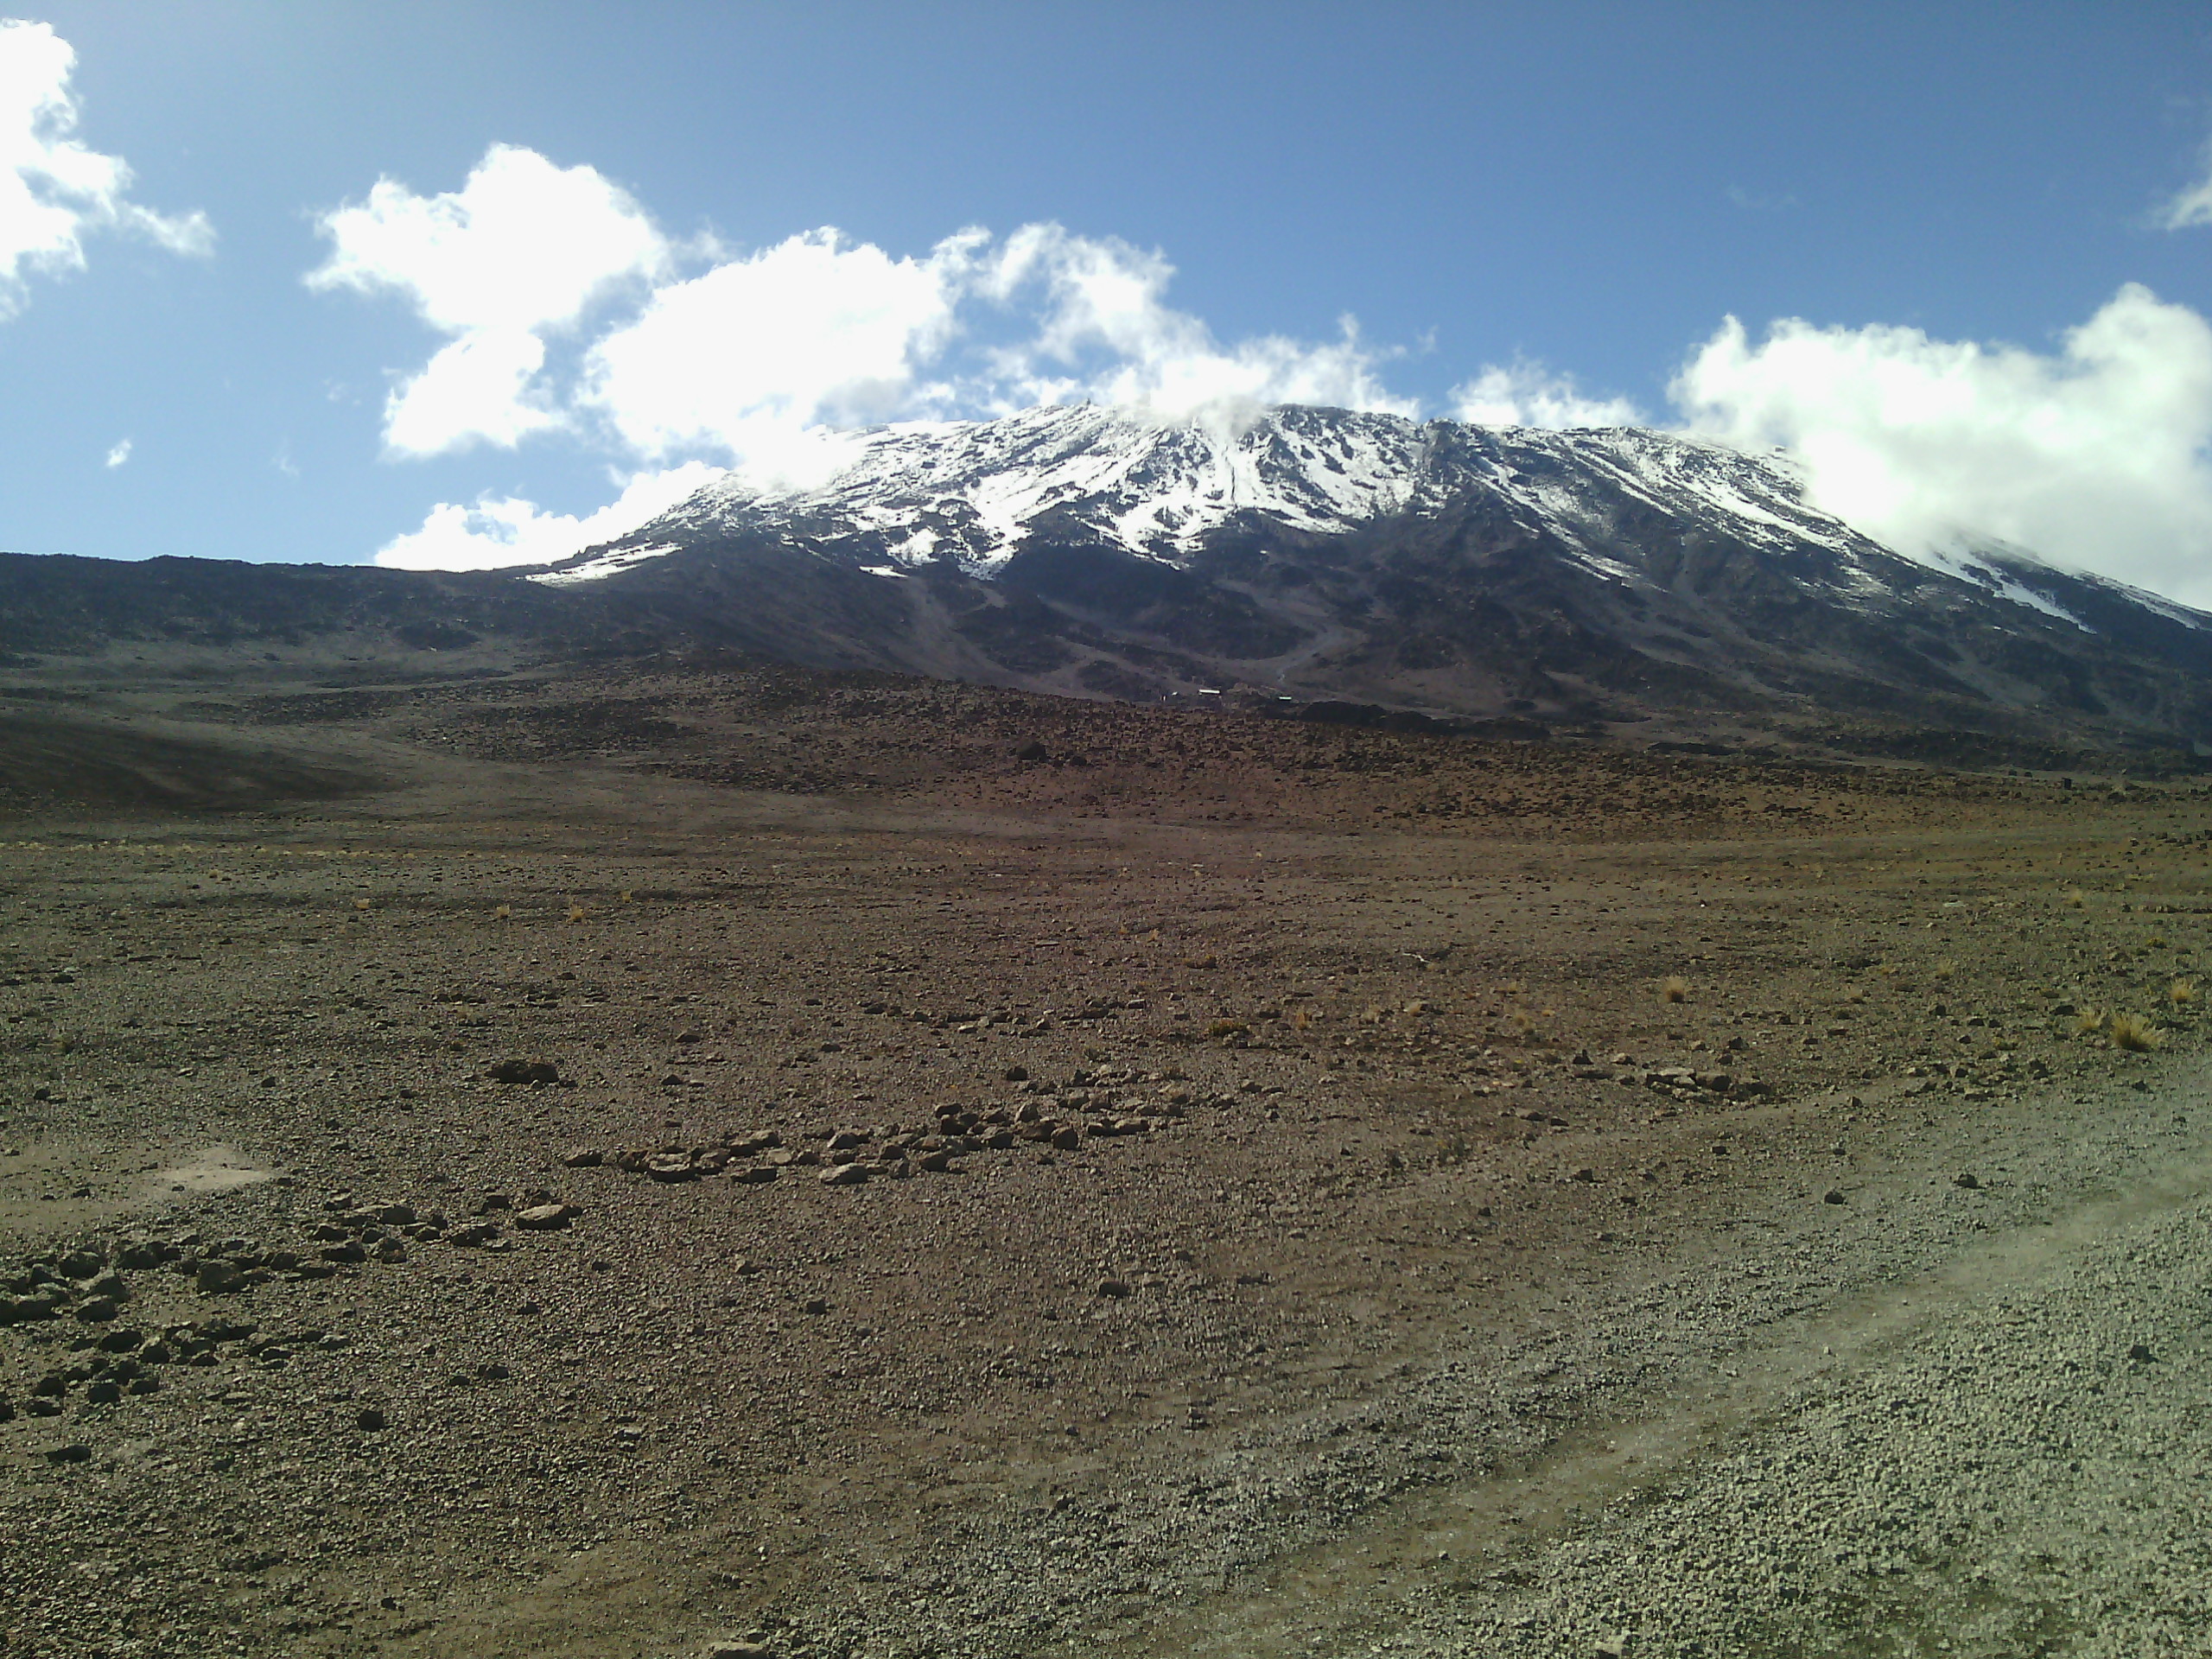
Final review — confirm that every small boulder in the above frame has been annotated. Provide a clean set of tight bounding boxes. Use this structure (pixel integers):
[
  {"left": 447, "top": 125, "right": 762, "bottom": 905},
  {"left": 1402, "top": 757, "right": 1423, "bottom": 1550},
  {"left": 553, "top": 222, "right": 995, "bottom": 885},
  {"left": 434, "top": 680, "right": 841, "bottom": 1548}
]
[
  {"left": 486, "top": 1059, "right": 560, "bottom": 1086},
  {"left": 194, "top": 1262, "right": 245, "bottom": 1296},
  {"left": 513, "top": 1203, "right": 576, "bottom": 1230}
]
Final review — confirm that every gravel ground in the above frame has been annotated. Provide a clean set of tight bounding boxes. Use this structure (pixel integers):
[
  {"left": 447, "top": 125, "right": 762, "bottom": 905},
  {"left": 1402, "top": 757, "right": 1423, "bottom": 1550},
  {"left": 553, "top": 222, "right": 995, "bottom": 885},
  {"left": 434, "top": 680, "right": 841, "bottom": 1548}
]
[
  {"left": 1274, "top": 1080, "right": 2212, "bottom": 1659},
  {"left": 5, "top": 666, "right": 2212, "bottom": 1659}
]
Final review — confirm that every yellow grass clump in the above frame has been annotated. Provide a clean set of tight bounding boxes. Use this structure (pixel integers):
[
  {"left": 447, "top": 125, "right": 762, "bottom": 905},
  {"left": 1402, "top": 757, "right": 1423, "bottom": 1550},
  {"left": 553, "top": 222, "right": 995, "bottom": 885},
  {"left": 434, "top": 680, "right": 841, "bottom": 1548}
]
[
  {"left": 2074, "top": 1007, "right": 2107, "bottom": 1038},
  {"left": 1932, "top": 959, "right": 1955, "bottom": 981},
  {"left": 353, "top": 898, "right": 372, "bottom": 911},
  {"left": 1659, "top": 975, "right": 1690, "bottom": 1003},
  {"left": 567, "top": 904, "right": 589, "bottom": 922},
  {"left": 2170, "top": 978, "right": 2199, "bottom": 1007},
  {"left": 2108, "top": 1012, "right": 2162, "bottom": 1052},
  {"left": 493, "top": 904, "right": 512, "bottom": 920}
]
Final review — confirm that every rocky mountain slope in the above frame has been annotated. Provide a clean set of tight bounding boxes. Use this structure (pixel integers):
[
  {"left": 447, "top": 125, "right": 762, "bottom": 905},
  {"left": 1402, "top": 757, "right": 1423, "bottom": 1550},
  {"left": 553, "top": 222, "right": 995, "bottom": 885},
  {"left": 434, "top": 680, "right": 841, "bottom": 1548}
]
[{"left": 7, "top": 404, "right": 2212, "bottom": 761}]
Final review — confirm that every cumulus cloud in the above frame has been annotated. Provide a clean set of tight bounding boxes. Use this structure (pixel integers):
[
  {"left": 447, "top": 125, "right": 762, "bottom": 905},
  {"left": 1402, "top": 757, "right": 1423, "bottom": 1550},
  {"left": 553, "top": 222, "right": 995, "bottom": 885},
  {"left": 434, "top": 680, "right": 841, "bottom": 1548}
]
[
  {"left": 970, "top": 222, "right": 1416, "bottom": 424},
  {"left": 581, "top": 227, "right": 976, "bottom": 468},
  {"left": 0, "top": 20, "right": 210, "bottom": 316},
  {"left": 307, "top": 143, "right": 669, "bottom": 455},
  {"left": 1673, "top": 283, "right": 2212, "bottom": 604},
  {"left": 1452, "top": 359, "right": 1643, "bottom": 429},
  {"left": 104, "top": 437, "right": 129, "bottom": 468},
  {"left": 372, "top": 461, "right": 723, "bottom": 571}
]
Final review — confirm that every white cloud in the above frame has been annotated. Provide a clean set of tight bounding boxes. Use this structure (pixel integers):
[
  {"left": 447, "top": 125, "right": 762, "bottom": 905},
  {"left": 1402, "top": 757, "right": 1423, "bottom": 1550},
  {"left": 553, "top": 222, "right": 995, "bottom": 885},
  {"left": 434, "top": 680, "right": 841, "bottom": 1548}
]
[
  {"left": 372, "top": 461, "right": 724, "bottom": 571},
  {"left": 2156, "top": 136, "right": 2212, "bottom": 231},
  {"left": 307, "top": 143, "right": 669, "bottom": 455},
  {"left": 1672, "top": 283, "right": 2212, "bottom": 604},
  {"left": 383, "top": 328, "right": 560, "bottom": 456},
  {"left": 581, "top": 227, "right": 976, "bottom": 467},
  {"left": 970, "top": 222, "right": 1416, "bottom": 424},
  {"left": 1452, "top": 359, "right": 1643, "bottom": 428},
  {"left": 0, "top": 20, "right": 210, "bottom": 316},
  {"left": 104, "top": 436, "right": 129, "bottom": 468}
]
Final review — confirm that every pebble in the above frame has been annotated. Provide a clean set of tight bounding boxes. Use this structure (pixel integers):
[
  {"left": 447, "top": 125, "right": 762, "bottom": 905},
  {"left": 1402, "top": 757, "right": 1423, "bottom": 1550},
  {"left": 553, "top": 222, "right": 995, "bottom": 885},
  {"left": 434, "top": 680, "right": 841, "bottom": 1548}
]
[
  {"left": 818, "top": 1163, "right": 870, "bottom": 1185},
  {"left": 514, "top": 1203, "right": 577, "bottom": 1230}
]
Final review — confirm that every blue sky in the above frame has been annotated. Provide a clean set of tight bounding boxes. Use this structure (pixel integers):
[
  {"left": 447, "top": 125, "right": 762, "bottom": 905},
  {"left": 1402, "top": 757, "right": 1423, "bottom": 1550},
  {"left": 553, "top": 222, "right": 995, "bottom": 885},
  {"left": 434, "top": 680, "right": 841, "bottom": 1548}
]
[{"left": 10, "top": 2, "right": 2212, "bottom": 601}]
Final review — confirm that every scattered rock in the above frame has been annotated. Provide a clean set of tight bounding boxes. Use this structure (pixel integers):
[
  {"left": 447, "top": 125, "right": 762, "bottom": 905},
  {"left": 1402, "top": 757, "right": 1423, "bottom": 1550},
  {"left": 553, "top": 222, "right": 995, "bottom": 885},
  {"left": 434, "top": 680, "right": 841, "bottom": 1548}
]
[
  {"left": 486, "top": 1059, "right": 560, "bottom": 1086},
  {"left": 44, "top": 1443, "right": 92, "bottom": 1465},
  {"left": 1823, "top": 1189, "right": 1847, "bottom": 1205},
  {"left": 818, "top": 1162, "right": 870, "bottom": 1185},
  {"left": 1953, "top": 1172, "right": 1981, "bottom": 1190},
  {"left": 561, "top": 1147, "right": 605, "bottom": 1168},
  {"left": 194, "top": 1262, "right": 246, "bottom": 1296},
  {"left": 513, "top": 1203, "right": 577, "bottom": 1230}
]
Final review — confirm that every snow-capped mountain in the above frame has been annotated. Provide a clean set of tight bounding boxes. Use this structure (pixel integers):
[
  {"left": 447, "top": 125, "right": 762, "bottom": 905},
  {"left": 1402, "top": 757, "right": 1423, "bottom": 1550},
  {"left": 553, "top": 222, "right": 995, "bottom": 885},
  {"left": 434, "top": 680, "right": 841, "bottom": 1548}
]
[
  {"left": 8, "top": 404, "right": 2212, "bottom": 759},
  {"left": 538, "top": 404, "right": 1884, "bottom": 584},
  {"left": 505, "top": 404, "right": 2212, "bottom": 757}
]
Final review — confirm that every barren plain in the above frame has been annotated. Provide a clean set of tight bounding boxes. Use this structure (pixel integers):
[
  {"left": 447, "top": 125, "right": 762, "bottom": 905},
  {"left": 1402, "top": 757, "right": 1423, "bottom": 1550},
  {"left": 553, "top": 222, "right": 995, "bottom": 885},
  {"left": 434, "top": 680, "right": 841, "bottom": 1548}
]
[{"left": 1, "top": 661, "right": 2208, "bottom": 1658}]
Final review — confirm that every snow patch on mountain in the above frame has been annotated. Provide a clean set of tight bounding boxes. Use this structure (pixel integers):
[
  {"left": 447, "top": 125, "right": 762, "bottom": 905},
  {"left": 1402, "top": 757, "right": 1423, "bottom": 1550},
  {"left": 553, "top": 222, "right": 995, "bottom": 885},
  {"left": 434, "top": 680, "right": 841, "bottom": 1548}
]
[{"left": 541, "top": 404, "right": 2092, "bottom": 622}]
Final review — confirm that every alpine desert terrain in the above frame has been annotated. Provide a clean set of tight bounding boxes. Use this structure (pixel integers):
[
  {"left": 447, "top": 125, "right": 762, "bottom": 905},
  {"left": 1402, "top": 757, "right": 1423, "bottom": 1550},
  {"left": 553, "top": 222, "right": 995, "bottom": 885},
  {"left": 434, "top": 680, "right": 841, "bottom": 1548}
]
[{"left": 2, "top": 655, "right": 2209, "bottom": 1659}]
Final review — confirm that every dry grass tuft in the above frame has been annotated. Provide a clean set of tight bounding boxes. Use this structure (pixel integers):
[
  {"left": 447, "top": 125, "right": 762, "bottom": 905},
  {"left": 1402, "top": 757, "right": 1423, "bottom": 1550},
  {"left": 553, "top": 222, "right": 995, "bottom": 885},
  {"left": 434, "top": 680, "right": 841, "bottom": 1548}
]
[
  {"left": 2108, "top": 1011, "right": 2162, "bottom": 1052},
  {"left": 1659, "top": 975, "right": 1690, "bottom": 1003},
  {"left": 566, "top": 904, "right": 588, "bottom": 923},
  {"left": 2171, "top": 978, "right": 2199, "bottom": 1007},
  {"left": 2148, "top": 933, "right": 2170, "bottom": 950},
  {"left": 2064, "top": 888, "right": 2087, "bottom": 908},
  {"left": 492, "top": 904, "right": 512, "bottom": 920},
  {"left": 1206, "top": 1018, "right": 1249, "bottom": 1041},
  {"left": 353, "top": 898, "right": 372, "bottom": 912},
  {"left": 2074, "top": 1007, "right": 2107, "bottom": 1038},
  {"left": 1932, "top": 959, "right": 1956, "bottom": 981}
]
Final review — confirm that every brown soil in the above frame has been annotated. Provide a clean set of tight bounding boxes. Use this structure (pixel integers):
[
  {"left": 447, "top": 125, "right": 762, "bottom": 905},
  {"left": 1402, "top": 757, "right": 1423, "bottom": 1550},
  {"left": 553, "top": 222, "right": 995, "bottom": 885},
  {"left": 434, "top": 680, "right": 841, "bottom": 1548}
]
[{"left": 0, "top": 659, "right": 2199, "bottom": 1657}]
